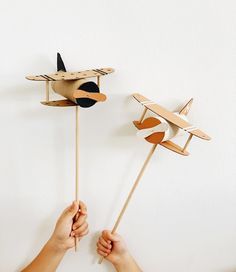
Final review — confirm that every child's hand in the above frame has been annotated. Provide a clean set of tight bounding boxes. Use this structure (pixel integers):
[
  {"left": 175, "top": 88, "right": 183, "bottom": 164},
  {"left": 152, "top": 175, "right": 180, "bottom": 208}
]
[
  {"left": 97, "top": 231, "right": 142, "bottom": 271},
  {"left": 97, "top": 230, "right": 130, "bottom": 265},
  {"left": 49, "top": 201, "right": 89, "bottom": 251}
]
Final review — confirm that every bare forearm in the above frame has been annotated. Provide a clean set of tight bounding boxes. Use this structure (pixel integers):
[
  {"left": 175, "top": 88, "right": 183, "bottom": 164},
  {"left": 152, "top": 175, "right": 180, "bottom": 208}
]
[
  {"left": 21, "top": 239, "right": 66, "bottom": 272},
  {"left": 114, "top": 254, "right": 142, "bottom": 272}
]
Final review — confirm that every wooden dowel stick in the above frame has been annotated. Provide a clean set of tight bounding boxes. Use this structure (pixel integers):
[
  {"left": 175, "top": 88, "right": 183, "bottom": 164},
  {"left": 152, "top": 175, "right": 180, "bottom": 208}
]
[
  {"left": 46, "top": 81, "right": 49, "bottom": 102},
  {"left": 75, "top": 106, "right": 79, "bottom": 201},
  {"left": 139, "top": 108, "right": 147, "bottom": 123},
  {"left": 75, "top": 106, "right": 79, "bottom": 251},
  {"left": 99, "top": 144, "right": 158, "bottom": 264},
  {"left": 182, "top": 134, "right": 193, "bottom": 152},
  {"left": 112, "top": 144, "right": 157, "bottom": 232}
]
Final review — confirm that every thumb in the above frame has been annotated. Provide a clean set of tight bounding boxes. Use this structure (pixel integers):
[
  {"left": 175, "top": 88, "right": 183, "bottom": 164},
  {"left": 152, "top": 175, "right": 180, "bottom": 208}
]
[
  {"left": 102, "top": 230, "right": 120, "bottom": 243},
  {"left": 64, "top": 201, "right": 79, "bottom": 218}
]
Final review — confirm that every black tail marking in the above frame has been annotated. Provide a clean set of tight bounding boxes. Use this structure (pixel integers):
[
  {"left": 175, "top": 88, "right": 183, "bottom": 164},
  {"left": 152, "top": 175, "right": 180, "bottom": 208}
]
[{"left": 57, "top": 52, "right": 67, "bottom": 72}]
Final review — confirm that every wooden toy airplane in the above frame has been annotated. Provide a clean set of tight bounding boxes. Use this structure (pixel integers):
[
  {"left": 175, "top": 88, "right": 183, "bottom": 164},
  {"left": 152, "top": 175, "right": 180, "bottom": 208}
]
[
  {"left": 99, "top": 93, "right": 211, "bottom": 264},
  {"left": 133, "top": 93, "right": 211, "bottom": 155},
  {"left": 26, "top": 53, "right": 114, "bottom": 251},
  {"left": 26, "top": 53, "right": 114, "bottom": 108}
]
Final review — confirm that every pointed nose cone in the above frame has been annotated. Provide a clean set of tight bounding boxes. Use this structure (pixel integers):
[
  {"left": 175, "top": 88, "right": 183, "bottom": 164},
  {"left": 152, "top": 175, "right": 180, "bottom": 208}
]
[{"left": 57, "top": 52, "right": 67, "bottom": 72}]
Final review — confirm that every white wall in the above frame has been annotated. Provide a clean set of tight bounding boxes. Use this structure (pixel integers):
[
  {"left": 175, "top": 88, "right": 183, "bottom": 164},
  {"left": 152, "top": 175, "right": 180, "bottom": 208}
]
[{"left": 0, "top": 1, "right": 235, "bottom": 271}]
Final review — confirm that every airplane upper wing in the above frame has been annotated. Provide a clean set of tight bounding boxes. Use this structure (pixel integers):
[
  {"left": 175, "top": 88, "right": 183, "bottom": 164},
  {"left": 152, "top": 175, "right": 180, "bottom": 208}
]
[
  {"left": 133, "top": 93, "right": 211, "bottom": 141},
  {"left": 26, "top": 68, "right": 114, "bottom": 81}
]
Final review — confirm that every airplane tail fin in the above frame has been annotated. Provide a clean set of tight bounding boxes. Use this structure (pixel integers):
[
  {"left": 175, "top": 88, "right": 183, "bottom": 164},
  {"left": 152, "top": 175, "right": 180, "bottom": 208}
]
[
  {"left": 179, "top": 98, "right": 193, "bottom": 115},
  {"left": 57, "top": 52, "right": 67, "bottom": 72}
]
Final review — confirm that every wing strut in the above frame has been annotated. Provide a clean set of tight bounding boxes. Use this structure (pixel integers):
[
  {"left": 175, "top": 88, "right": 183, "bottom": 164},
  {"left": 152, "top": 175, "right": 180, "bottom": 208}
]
[
  {"left": 45, "top": 81, "right": 49, "bottom": 102},
  {"left": 182, "top": 134, "right": 193, "bottom": 152},
  {"left": 139, "top": 108, "right": 148, "bottom": 123}
]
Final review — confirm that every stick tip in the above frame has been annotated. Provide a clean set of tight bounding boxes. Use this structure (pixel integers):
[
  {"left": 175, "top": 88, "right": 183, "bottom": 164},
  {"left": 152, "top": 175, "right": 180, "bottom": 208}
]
[{"left": 98, "top": 256, "right": 104, "bottom": 264}]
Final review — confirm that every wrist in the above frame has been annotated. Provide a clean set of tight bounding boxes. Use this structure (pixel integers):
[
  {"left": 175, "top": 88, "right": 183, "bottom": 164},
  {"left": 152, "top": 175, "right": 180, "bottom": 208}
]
[
  {"left": 47, "top": 237, "right": 68, "bottom": 254},
  {"left": 113, "top": 252, "right": 134, "bottom": 269}
]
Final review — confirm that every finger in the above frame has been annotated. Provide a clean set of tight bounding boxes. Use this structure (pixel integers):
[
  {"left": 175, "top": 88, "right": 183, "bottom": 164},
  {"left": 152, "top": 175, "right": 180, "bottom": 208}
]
[
  {"left": 71, "top": 228, "right": 89, "bottom": 237},
  {"left": 79, "top": 201, "right": 87, "bottom": 215},
  {"left": 99, "top": 236, "right": 112, "bottom": 249},
  {"left": 102, "top": 230, "right": 120, "bottom": 242},
  {"left": 63, "top": 201, "right": 79, "bottom": 218},
  {"left": 97, "top": 242, "right": 111, "bottom": 254},
  {"left": 72, "top": 214, "right": 87, "bottom": 230},
  {"left": 77, "top": 228, "right": 89, "bottom": 238},
  {"left": 73, "top": 222, "right": 88, "bottom": 236},
  {"left": 97, "top": 249, "right": 108, "bottom": 257}
]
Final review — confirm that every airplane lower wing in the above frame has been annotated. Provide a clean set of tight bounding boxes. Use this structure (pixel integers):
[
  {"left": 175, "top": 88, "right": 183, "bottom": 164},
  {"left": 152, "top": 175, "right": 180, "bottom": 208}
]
[
  {"left": 160, "top": 140, "right": 189, "bottom": 156},
  {"left": 41, "top": 99, "right": 76, "bottom": 107},
  {"left": 133, "top": 93, "right": 211, "bottom": 141}
]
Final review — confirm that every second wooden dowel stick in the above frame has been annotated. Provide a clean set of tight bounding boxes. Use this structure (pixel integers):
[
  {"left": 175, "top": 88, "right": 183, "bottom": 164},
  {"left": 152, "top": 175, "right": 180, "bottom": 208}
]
[{"left": 99, "top": 143, "right": 158, "bottom": 264}]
